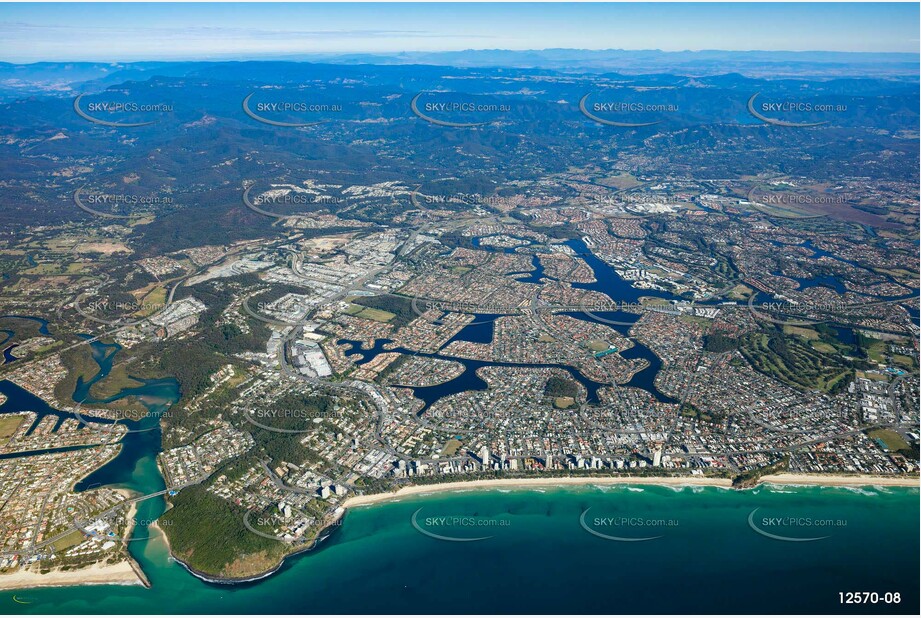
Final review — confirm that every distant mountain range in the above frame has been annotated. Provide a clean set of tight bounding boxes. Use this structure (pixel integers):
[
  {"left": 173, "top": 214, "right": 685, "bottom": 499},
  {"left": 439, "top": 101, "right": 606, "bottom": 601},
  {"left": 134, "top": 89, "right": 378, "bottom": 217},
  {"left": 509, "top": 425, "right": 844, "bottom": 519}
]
[
  {"left": 0, "top": 48, "right": 917, "bottom": 100},
  {"left": 298, "top": 49, "right": 921, "bottom": 78}
]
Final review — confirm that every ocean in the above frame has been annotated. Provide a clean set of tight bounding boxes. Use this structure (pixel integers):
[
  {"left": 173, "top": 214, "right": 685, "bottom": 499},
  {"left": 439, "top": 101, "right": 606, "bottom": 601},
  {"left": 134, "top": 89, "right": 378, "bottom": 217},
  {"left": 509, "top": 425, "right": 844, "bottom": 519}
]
[
  {"left": 5, "top": 484, "right": 918, "bottom": 615},
  {"left": 1, "top": 260, "right": 917, "bottom": 615}
]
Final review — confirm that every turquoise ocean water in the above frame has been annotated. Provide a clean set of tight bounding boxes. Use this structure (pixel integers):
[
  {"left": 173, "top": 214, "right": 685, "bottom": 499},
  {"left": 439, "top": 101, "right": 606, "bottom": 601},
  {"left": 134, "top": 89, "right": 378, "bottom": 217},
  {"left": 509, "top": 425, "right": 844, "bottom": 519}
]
[
  {"left": 3, "top": 483, "right": 918, "bottom": 615},
  {"left": 0, "top": 328, "right": 917, "bottom": 615}
]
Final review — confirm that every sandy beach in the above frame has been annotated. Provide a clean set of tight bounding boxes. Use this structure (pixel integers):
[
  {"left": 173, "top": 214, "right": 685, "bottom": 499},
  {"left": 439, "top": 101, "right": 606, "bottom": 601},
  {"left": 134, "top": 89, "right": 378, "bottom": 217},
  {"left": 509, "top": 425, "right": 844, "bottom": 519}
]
[
  {"left": 0, "top": 487, "right": 151, "bottom": 592},
  {"left": 149, "top": 519, "right": 172, "bottom": 554},
  {"left": 343, "top": 473, "right": 919, "bottom": 508},
  {"left": 0, "top": 559, "right": 143, "bottom": 591},
  {"left": 759, "top": 473, "right": 919, "bottom": 488},
  {"left": 342, "top": 475, "right": 734, "bottom": 507}
]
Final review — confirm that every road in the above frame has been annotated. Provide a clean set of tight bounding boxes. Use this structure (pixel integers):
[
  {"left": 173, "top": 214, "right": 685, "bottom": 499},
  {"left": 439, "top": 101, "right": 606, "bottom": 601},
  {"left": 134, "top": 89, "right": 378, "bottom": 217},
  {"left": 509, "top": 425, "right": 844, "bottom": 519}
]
[
  {"left": 61, "top": 242, "right": 262, "bottom": 353},
  {"left": 2, "top": 477, "right": 205, "bottom": 559}
]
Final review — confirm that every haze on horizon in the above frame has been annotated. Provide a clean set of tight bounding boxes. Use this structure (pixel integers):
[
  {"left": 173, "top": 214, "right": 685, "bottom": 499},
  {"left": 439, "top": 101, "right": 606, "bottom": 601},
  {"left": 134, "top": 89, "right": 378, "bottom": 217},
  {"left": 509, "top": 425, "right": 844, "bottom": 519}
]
[{"left": 0, "top": 2, "right": 918, "bottom": 63}]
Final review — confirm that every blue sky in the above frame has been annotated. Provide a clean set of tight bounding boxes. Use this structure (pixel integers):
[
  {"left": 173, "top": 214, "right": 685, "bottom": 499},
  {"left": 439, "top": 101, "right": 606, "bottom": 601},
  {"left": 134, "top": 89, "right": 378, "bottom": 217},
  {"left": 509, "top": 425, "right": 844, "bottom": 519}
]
[{"left": 0, "top": 2, "right": 918, "bottom": 62}]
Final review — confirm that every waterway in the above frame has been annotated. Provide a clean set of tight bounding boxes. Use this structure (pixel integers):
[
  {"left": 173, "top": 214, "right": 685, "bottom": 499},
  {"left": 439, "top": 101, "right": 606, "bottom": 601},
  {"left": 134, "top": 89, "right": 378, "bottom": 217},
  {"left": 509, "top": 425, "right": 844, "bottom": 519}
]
[
  {"left": 339, "top": 337, "right": 609, "bottom": 412},
  {"left": 0, "top": 315, "right": 51, "bottom": 365},
  {"left": 0, "top": 331, "right": 179, "bottom": 592},
  {"left": 344, "top": 236, "right": 681, "bottom": 408},
  {"left": 1, "top": 244, "right": 917, "bottom": 614},
  {"left": 5, "top": 484, "right": 918, "bottom": 614}
]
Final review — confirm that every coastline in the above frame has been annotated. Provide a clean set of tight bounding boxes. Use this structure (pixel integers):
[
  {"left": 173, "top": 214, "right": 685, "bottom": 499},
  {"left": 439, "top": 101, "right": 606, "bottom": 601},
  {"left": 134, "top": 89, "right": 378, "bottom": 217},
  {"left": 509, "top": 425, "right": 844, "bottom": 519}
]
[
  {"left": 4, "top": 473, "right": 917, "bottom": 590},
  {"left": 0, "top": 485, "right": 149, "bottom": 592},
  {"left": 170, "top": 551, "right": 285, "bottom": 586},
  {"left": 167, "top": 507, "right": 345, "bottom": 586},
  {"left": 342, "top": 475, "right": 733, "bottom": 507},
  {"left": 118, "top": 490, "right": 151, "bottom": 590},
  {"left": 0, "top": 560, "right": 143, "bottom": 592},
  {"left": 343, "top": 473, "right": 919, "bottom": 508},
  {"left": 149, "top": 520, "right": 171, "bottom": 554},
  {"left": 758, "top": 473, "right": 919, "bottom": 488}
]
